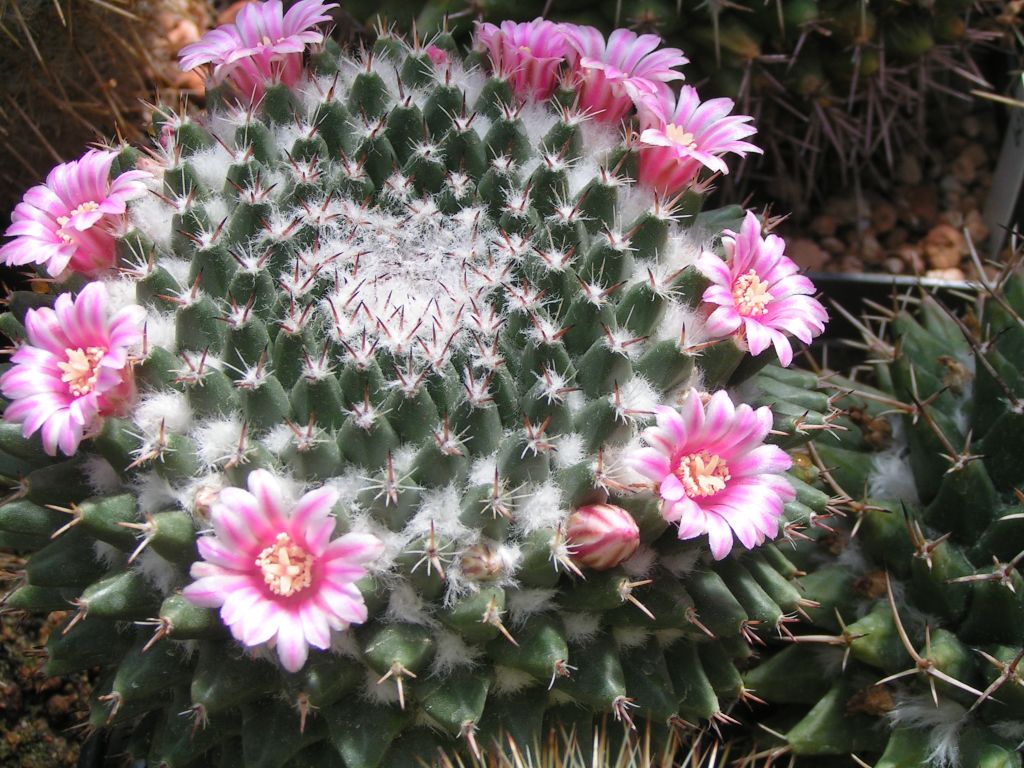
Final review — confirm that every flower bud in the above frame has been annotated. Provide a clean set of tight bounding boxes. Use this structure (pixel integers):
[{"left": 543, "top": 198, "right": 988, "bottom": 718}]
[
  {"left": 460, "top": 542, "right": 504, "bottom": 581},
  {"left": 566, "top": 504, "right": 640, "bottom": 571},
  {"left": 426, "top": 45, "right": 448, "bottom": 68}
]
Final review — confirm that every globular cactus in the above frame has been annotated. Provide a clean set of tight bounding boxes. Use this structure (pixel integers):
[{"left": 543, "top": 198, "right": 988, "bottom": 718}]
[
  {"left": 737, "top": 254, "right": 1024, "bottom": 766},
  {"left": 0, "top": 6, "right": 835, "bottom": 766}
]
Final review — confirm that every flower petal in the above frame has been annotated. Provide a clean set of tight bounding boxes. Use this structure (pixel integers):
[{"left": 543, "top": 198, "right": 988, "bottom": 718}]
[{"left": 275, "top": 614, "right": 309, "bottom": 672}]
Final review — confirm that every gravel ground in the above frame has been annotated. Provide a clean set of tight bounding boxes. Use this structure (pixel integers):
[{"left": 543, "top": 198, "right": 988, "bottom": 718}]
[{"left": 1, "top": 555, "right": 90, "bottom": 768}]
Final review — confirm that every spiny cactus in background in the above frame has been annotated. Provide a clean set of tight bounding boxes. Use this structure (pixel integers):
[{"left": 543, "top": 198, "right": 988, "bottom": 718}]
[
  {"left": 0, "top": 7, "right": 838, "bottom": 766},
  {"left": 0, "top": 0, "right": 211, "bottom": 219},
  {"left": 389, "top": 0, "right": 1013, "bottom": 217},
  {"left": 734, "top": 252, "right": 1024, "bottom": 766}
]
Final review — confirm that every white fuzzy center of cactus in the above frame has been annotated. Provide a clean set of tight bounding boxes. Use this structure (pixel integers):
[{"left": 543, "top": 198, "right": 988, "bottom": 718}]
[
  {"left": 665, "top": 124, "right": 698, "bottom": 151},
  {"left": 58, "top": 346, "right": 106, "bottom": 397},
  {"left": 324, "top": 207, "right": 509, "bottom": 361},
  {"left": 732, "top": 269, "right": 774, "bottom": 317},
  {"left": 256, "top": 533, "right": 315, "bottom": 597},
  {"left": 675, "top": 451, "right": 730, "bottom": 497},
  {"left": 55, "top": 201, "right": 100, "bottom": 243}
]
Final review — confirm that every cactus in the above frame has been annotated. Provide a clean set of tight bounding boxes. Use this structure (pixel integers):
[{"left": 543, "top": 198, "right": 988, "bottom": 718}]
[
  {"left": 395, "top": 0, "right": 1009, "bottom": 217},
  {"left": 0, "top": 7, "right": 839, "bottom": 766},
  {"left": 736, "top": 252, "right": 1024, "bottom": 766}
]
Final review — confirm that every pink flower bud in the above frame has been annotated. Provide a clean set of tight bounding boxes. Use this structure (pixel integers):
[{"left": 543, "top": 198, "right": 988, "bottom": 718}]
[
  {"left": 460, "top": 542, "right": 504, "bottom": 581},
  {"left": 566, "top": 504, "right": 640, "bottom": 571},
  {"left": 426, "top": 45, "right": 449, "bottom": 68},
  {"left": 474, "top": 19, "right": 571, "bottom": 100}
]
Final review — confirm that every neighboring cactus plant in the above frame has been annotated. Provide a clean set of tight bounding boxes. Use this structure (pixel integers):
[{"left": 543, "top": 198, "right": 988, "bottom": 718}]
[
  {"left": 735, "top": 256, "right": 1024, "bottom": 766},
  {"left": 0, "top": 7, "right": 839, "bottom": 766}
]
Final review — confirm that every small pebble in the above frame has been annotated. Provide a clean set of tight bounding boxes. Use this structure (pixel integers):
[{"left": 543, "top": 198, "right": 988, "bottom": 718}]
[
  {"left": 907, "top": 185, "right": 939, "bottom": 226},
  {"left": 938, "top": 210, "right": 965, "bottom": 229},
  {"left": 810, "top": 214, "right": 837, "bottom": 238},
  {"left": 898, "top": 155, "right": 923, "bottom": 186},
  {"left": 787, "top": 238, "right": 829, "bottom": 271},
  {"left": 961, "top": 115, "right": 981, "bottom": 137},
  {"left": 883, "top": 256, "right": 905, "bottom": 274},
  {"left": 821, "top": 236, "right": 846, "bottom": 256},
  {"left": 924, "top": 223, "right": 967, "bottom": 270},
  {"left": 871, "top": 202, "right": 898, "bottom": 234},
  {"left": 884, "top": 227, "right": 909, "bottom": 249},
  {"left": 964, "top": 209, "right": 989, "bottom": 244},
  {"left": 951, "top": 153, "right": 976, "bottom": 185},
  {"left": 859, "top": 233, "right": 885, "bottom": 265},
  {"left": 840, "top": 254, "right": 865, "bottom": 273},
  {"left": 898, "top": 244, "right": 925, "bottom": 274},
  {"left": 962, "top": 142, "right": 988, "bottom": 167},
  {"left": 940, "top": 175, "right": 965, "bottom": 195}
]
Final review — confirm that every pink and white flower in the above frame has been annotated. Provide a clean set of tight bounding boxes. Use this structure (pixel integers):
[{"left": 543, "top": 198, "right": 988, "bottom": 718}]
[
  {"left": 475, "top": 18, "right": 572, "bottom": 100},
  {"left": 636, "top": 86, "right": 761, "bottom": 195},
  {"left": 183, "top": 470, "right": 383, "bottom": 672},
  {"left": 0, "top": 282, "right": 144, "bottom": 456},
  {"left": 562, "top": 26, "right": 687, "bottom": 123},
  {"left": 178, "top": 0, "right": 336, "bottom": 100},
  {"left": 0, "top": 150, "right": 149, "bottom": 278},
  {"left": 567, "top": 504, "right": 640, "bottom": 571},
  {"left": 698, "top": 211, "right": 828, "bottom": 367},
  {"left": 628, "top": 391, "right": 794, "bottom": 560}
]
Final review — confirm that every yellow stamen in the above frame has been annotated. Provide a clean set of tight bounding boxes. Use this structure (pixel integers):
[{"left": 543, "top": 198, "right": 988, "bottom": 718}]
[
  {"left": 675, "top": 451, "right": 730, "bottom": 497},
  {"left": 256, "top": 532, "right": 315, "bottom": 597},
  {"left": 732, "top": 269, "right": 774, "bottom": 317},
  {"left": 55, "top": 201, "right": 101, "bottom": 244},
  {"left": 57, "top": 346, "right": 106, "bottom": 397},
  {"left": 665, "top": 123, "right": 697, "bottom": 150}
]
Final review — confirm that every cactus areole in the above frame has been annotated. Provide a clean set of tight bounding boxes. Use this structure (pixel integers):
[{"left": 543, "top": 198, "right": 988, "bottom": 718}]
[{"left": 0, "top": 6, "right": 837, "bottom": 765}]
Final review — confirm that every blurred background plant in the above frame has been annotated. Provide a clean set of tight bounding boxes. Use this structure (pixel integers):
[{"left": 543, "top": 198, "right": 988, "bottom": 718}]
[{"left": 0, "top": 0, "right": 212, "bottom": 217}]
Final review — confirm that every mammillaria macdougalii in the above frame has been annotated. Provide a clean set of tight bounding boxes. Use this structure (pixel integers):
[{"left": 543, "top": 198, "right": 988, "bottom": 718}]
[{"left": 0, "top": 7, "right": 837, "bottom": 765}]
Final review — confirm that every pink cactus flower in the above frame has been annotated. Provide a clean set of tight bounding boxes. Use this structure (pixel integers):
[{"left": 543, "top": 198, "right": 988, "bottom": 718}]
[
  {"left": 0, "top": 150, "right": 149, "bottom": 279},
  {"left": 636, "top": 86, "right": 762, "bottom": 195},
  {"left": 698, "top": 211, "right": 828, "bottom": 367},
  {"left": 0, "top": 283, "right": 144, "bottom": 456},
  {"left": 474, "top": 19, "right": 572, "bottom": 100},
  {"left": 178, "top": 0, "right": 337, "bottom": 100},
  {"left": 567, "top": 504, "right": 640, "bottom": 571},
  {"left": 562, "top": 25, "right": 687, "bottom": 123},
  {"left": 183, "top": 470, "right": 384, "bottom": 672},
  {"left": 628, "top": 390, "right": 795, "bottom": 560}
]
